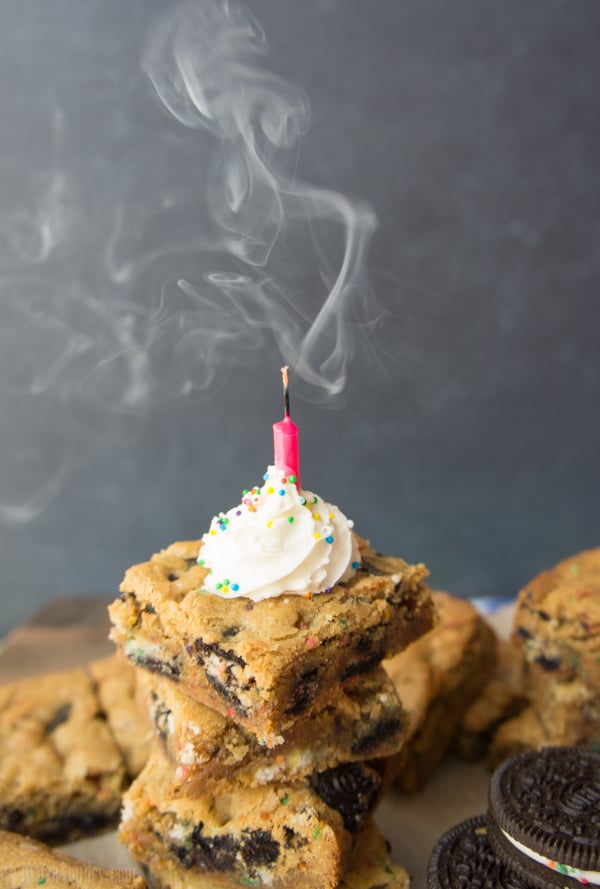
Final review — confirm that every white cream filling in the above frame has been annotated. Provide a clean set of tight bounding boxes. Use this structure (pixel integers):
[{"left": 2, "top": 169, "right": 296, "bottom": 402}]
[
  {"left": 169, "top": 822, "right": 189, "bottom": 843},
  {"left": 501, "top": 828, "right": 600, "bottom": 885}
]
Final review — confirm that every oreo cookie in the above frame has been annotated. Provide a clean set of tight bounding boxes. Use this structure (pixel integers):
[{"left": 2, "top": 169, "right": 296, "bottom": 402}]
[
  {"left": 427, "top": 815, "right": 530, "bottom": 889},
  {"left": 487, "top": 746, "right": 600, "bottom": 888}
]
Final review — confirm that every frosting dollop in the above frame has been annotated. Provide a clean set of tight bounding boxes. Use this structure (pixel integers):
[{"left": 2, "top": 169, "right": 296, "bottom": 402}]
[{"left": 198, "top": 465, "right": 361, "bottom": 601}]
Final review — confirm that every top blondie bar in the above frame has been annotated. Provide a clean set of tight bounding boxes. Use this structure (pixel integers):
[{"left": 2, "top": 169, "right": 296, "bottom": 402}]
[{"left": 109, "top": 536, "right": 434, "bottom": 745}]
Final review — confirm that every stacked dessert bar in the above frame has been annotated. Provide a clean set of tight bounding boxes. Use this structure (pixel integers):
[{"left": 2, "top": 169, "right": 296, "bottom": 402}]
[{"left": 109, "top": 469, "right": 435, "bottom": 888}]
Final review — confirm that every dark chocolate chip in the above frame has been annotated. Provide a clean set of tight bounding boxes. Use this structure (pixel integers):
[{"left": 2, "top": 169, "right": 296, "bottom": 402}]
[
  {"left": 351, "top": 716, "right": 403, "bottom": 755},
  {"left": 534, "top": 654, "right": 561, "bottom": 671},
  {"left": 47, "top": 702, "right": 72, "bottom": 732},
  {"left": 340, "top": 649, "right": 385, "bottom": 680},
  {"left": 222, "top": 626, "right": 240, "bottom": 638},
  {"left": 516, "top": 626, "right": 532, "bottom": 640}
]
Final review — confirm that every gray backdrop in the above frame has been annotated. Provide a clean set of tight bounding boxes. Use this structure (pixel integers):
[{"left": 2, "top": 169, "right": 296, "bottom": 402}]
[{"left": 1, "top": 0, "right": 599, "bottom": 634}]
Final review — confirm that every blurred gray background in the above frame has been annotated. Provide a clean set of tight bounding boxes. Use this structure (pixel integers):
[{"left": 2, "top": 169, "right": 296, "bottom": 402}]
[{"left": 1, "top": 0, "right": 599, "bottom": 634}]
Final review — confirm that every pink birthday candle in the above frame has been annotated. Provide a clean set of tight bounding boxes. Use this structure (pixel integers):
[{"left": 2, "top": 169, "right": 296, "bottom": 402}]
[{"left": 273, "top": 366, "right": 300, "bottom": 487}]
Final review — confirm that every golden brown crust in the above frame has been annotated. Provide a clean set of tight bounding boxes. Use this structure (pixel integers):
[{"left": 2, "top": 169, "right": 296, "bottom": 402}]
[
  {"left": 120, "top": 748, "right": 353, "bottom": 889},
  {"left": 453, "top": 638, "right": 527, "bottom": 762},
  {"left": 134, "top": 819, "right": 409, "bottom": 889},
  {"left": 338, "top": 820, "right": 410, "bottom": 889},
  {"left": 0, "top": 666, "right": 126, "bottom": 842},
  {"left": 487, "top": 706, "right": 550, "bottom": 769},
  {"left": 385, "top": 591, "right": 497, "bottom": 792},
  {"left": 0, "top": 829, "right": 146, "bottom": 888},
  {"left": 109, "top": 537, "right": 434, "bottom": 743},
  {"left": 512, "top": 547, "right": 600, "bottom": 684},
  {"left": 512, "top": 547, "right": 600, "bottom": 748},
  {"left": 137, "top": 666, "right": 407, "bottom": 795},
  {"left": 87, "top": 655, "right": 152, "bottom": 779}
]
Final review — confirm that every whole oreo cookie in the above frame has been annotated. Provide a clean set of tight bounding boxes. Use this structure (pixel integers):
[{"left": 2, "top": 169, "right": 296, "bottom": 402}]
[
  {"left": 427, "top": 815, "right": 531, "bottom": 889},
  {"left": 487, "top": 746, "right": 600, "bottom": 888}
]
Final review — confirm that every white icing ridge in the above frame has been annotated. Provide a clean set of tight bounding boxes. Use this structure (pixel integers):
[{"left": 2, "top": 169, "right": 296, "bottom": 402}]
[
  {"left": 198, "top": 465, "right": 361, "bottom": 601},
  {"left": 501, "top": 828, "right": 600, "bottom": 885}
]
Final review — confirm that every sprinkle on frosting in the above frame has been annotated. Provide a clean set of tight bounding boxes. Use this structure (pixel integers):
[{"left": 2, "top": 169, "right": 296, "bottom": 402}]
[{"left": 198, "top": 465, "right": 361, "bottom": 602}]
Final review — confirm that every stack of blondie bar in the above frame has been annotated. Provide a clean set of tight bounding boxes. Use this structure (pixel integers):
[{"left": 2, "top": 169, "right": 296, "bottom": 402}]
[{"left": 109, "top": 536, "right": 435, "bottom": 888}]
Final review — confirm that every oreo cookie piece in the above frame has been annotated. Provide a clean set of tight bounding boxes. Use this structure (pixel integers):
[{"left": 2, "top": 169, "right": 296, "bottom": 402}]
[
  {"left": 487, "top": 746, "right": 600, "bottom": 888},
  {"left": 427, "top": 815, "right": 530, "bottom": 889}
]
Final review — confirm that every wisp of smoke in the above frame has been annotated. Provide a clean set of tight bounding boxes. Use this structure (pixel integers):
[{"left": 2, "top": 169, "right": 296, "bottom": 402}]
[
  {"left": 142, "top": 0, "right": 381, "bottom": 397},
  {"left": 0, "top": 0, "right": 395, "bottom": 524}
]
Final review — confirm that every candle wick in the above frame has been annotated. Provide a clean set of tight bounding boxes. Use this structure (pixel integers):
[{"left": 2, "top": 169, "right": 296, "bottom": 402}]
[{"left": 281, "top": 365, "right": 290, "bottom": 418}]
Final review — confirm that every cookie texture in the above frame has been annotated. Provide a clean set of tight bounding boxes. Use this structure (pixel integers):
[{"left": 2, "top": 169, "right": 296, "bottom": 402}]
[
  {"left": 109, "top": 537, "right": 434, "bottom": 745},
  {"left": 385, "top": 591, "right": 497, "bottom": 792},
  {"left": 453, "top": 638, "right": 527, "bottom": 763},
  {"left": 137, "top": 666, "right": 407, "bottom": 795},
  {"left": 427, "top": 815, "right": 529, "bottom": 889},
  {"left": 88, "top": 655, "right": 152, "bottom": 779},
  {"left": 488, "top": 747, "right": 600, "bottom": 887},
  {"left": 0, "top": 666, "right": 126, "bottom": 842},
  {"left": 338, "top": 819, "right": 410, "bottom": 889},
  {"left": 120, "top": 749, "right": 384, "bottom": 889},
  {"left": 487, "top": 706, "right": 550, "bottom": 770},
  {"left": 138, "top": 819, "right": 409, "bottom": 889},
  {"left": 512, "top": 547, "right": 600, "bottom": 749},
  {"left": 0, "top": 829, "right": 146, "bottom": 888}
]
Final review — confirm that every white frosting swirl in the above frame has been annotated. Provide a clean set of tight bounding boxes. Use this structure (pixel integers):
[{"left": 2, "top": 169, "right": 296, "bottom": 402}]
[{"left": 198, "top": 465, "right": 361, "bottom": 601}]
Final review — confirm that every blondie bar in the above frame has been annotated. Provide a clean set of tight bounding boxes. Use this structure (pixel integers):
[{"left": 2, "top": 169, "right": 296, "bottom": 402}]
[
  {"left": 137, "top": 666, "right": 407, "bottom": 794},
  {"left": 0, "top": 829, "right": 146, "bottom": 888},
  {"left": 513, "top": 546, "right": 600, "bottom": 686},
  {"left": 513, "top": 546, "right": 600, "bottom": 747},
  {"left": 120, "top": 748, "right": 383, "bottom": 889},
  {"left": 136, "top": 819, "right": 409, "bottom": 889},
  {"left": 0, "top": 666, "right": 125, "bottom": 842},
  {"left": 110, "top": 537, "right": 434, "bottom": 745},
  {"left": 87, "top": 654, "right": 152, "bottom": 779},
  {"left": 385, "top": 591, "right": 496, "bottom": 792},
  {"left": 453, "top": 638, "right": 526, "bottom": 762}
]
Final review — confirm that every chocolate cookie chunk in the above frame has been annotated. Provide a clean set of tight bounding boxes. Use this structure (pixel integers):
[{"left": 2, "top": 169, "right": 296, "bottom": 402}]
[
  {"left": 487, "top": 747, "right": 600, "bottom": 888},
  {"left": 427, "top": 815, "right": 529, "bottom": 889}
]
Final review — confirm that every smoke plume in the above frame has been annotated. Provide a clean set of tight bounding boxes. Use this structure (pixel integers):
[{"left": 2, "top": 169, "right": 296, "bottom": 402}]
[{"left": 0, "top": 0, "right": 395, "bottom": 523}]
